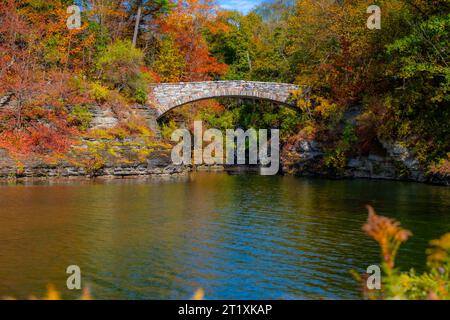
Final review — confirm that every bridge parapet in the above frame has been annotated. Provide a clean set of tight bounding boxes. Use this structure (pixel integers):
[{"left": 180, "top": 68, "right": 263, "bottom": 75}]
[{"left": 148, "top": 81, "right": 300, "bottom": 118}]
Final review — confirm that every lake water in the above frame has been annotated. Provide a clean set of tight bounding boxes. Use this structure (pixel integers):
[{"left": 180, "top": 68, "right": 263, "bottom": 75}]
[{"left": 0, "top": 173, "right": 449, "bottom": 299}]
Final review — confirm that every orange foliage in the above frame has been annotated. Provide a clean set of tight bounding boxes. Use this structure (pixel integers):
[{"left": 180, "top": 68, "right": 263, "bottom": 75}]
[
  {"left": 429, "top": 154, "right": 450, "bottom": 176},
  {"left": 18, "top": 0, "right": 93, "bottom": 70},
  {"left": 363, "top": 206, "right": 412, "bottom": 269},
  {"left": 156, "top": 0, "right": 228, "bottom": 81},
  {"left": 86, "top": 0, "right": 128, "bottom": 41},
  {"left": 0, "top": 2, "right": 94, "bottom": 161},
  {"left": 192, "top": 288, "right": 205, "bottom": 300},
  {"left": 141, "top": 66, "right": 161, "bottom": 83}
]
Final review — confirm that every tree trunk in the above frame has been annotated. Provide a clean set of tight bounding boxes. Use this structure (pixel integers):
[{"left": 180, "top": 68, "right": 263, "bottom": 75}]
[
  {"left": 246, "top": 51, "right": 252, "bottom": 72},
  {"left": 132, "top": 6, "right": 142, "bottom": 48}
]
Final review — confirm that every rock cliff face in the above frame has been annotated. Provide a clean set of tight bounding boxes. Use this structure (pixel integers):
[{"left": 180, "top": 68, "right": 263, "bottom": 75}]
[
  {"left": 0, "top": 104, "right": 182, "bottom": 180},
  {"left": 89, "top": 104, "right": 161, "bottom": 135},
  {"left": 281, "top": 137, "right": 448, "bottom": 185},
  {"left": 89, "top": 106, "right": 119, "bottom": 129},
  {"left": 382, "top": 142, "right": 425, "bottom": 181},
  {"left": 0, "top": 146, "right": 188, "bottom": 179}
]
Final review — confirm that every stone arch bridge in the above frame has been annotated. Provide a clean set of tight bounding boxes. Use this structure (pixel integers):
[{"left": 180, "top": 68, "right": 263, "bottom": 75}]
[{"left": 148, "top": 81, "right": 300, "bottom": 119}]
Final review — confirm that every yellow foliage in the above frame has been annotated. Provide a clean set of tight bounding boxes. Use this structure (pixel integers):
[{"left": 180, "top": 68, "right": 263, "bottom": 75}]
[
  {"left": 192, "top": 288, "right": 205, "bottom": 300},
  {"left": 427, "top": 233, "right": 450, "bottom": 268},
  {"left": 89, "top": 82, "right": 110, "bottom": 103},
  {"left": 2, "top": 285, "right": 93, "bottom": 300},
  {"left": 45, "top": 284, "right": 61, "bottom": 300}
]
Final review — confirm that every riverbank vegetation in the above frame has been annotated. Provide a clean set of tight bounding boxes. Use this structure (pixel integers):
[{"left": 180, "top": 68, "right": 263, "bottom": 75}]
[{"left": 0, "top": 0, "right": 449, "bottom": 179}]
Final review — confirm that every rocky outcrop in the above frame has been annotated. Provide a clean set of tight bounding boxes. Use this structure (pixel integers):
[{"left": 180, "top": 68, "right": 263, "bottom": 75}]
[
  {"left": 343, "top": 155, "right": 398, "bottom": 180},
  {"left": 428, "top": 173, "right": 450, "bottom": 186},
  {"left": 0, "top": 101, "right": 180, "bottom": 180},
  {"left": 282, "top": 139, "right": 326, "bottom": 176},
  {"left": 130, "top": 105, "right": 162, "bottom": 139},
  {"left": 0, "top": 148, "right": 188, "bottom": 180},
  {"left": 0, "top": 93, "right": 14, "bottom": 108},
  {"left": 89, "top": 106, "right": 119, "bottom": 129},
  {"left": 382, "top": 141, "right": 425, "bottom": 181},
  {"left": 281, "top": 137, "right": 442, "bottom": 184},
  {"left": 88, "top": 104, "right": 162, "bottom": 139}
]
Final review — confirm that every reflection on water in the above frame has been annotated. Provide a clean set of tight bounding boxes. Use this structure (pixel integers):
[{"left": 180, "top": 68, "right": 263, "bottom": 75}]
[{"left": 0, "top": 173, "right": 449, "bottom": 299}]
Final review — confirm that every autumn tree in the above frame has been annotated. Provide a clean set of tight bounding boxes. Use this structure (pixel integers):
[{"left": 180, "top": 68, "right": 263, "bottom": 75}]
[
  {"left": 129, "top": 0, "right": 172, "bottom": 47},
  {"left": 0, "top": 1, "right": 90, "bottom": 159},
  {"left": 152, "top": 35, "right": 186, "bottom": 82},
  {"left": 95, "top": 39, "right": 151, "bottom": 101},
  {"left": 383, "top": 0, "right": 450, "bottom": 163},
  {"left": 155, "top": 0, "right": 228, "bottom": 81}
]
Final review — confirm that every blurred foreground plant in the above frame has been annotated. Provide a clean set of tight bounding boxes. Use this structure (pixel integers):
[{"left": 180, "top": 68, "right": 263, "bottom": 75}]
[
  {"left": 2, "top": 285, "right": 205, "bottom": 300},
  {"left": 356, "top": 206, "right": 450, "bottom": 300},
  {"left": 192, "top": 288, "right": 205, "bottom": 300},
  {"left": 2, "top": 284, "right": 92, "bottom": 300}
]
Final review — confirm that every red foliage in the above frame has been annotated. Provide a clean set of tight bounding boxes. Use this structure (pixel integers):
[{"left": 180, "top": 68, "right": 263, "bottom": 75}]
[
  {"left": 0, "top": 107, "right": 79, "bottom": 160},
  {"left": 141, "top": 66, "right": 161, "bottom": 83},
  {"left": 0, "top": 2, "right": 93, "bottom": 161}
]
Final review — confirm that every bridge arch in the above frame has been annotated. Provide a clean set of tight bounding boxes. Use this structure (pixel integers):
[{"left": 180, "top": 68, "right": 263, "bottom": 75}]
[{"left": 148, "top": 81, "right": 300, "bottom": 119}]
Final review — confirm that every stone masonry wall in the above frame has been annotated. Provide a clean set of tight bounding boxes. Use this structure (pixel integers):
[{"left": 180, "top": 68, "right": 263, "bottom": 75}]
[{"left": 149, "top": 81, "right": 300, "bottom": 118}]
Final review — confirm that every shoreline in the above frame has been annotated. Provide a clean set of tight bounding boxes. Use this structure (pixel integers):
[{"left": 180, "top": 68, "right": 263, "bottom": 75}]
[{"left": 1, "top": 167, "right": 448, "bottom": 187}]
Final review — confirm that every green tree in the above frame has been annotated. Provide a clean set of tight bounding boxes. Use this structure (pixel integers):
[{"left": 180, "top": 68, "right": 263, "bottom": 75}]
[
  {"left": 384, "top": 6, "right": 450, "bottom": 163},
  {"left": 152, "top": 36, "right": 186, "bottom": 82},
  {"left": 95, "top": 40, "right": 151, "bottom": 100}
]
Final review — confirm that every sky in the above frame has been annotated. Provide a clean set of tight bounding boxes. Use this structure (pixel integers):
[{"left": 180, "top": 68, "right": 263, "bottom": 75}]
[{"left": 218, "top": 0, "right": 264, "bottom": 14}]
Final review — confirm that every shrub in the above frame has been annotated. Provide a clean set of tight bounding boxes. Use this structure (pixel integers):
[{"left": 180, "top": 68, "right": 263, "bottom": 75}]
[
  {"left": 89, "top": 82, "right": 110, "bottom": 103},
  {"left": 119, "top": 117, "right": 153, "bottom": 137},
  {"left": 323, "top": 123, "right": 357, "bottom": 173},
  {"left": 68, "top": 105, "right": 93, "bottom": 131},
  {"left": 429, "top": 153, "right": 450, "bottom": 176},
  {"left": 95, "top": 40, "right": 150, "bottom": 101},
  {"left": 0, "top": 106, "right": 78, "bottom": 161},
  {"left": 70, "top": 141, "right": 107, "bottom": 177},
  {"left": 160, "top": 119, "right": 179, "bottom": 140},
  {"left": 134, "top": 87, "right": 148, "bottom": 104}
]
